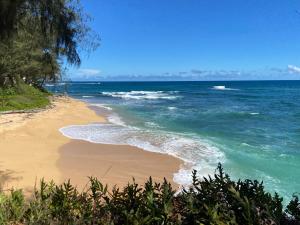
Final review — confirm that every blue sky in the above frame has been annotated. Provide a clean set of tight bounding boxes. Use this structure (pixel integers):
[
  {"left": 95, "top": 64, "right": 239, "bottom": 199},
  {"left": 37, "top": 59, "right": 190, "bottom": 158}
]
[{"left": 70, "top": 0, "right": 300, "bottom": 81}]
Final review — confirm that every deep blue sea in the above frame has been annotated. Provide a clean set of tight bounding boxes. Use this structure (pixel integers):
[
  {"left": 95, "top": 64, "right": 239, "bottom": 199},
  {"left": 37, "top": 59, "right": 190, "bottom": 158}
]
[{"left": 47, "top": 81, "right": 300, "bottom": 201}]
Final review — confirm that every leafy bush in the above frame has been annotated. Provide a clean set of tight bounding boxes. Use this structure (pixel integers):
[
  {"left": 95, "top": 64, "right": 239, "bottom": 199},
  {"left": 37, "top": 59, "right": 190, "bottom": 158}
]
[
  {"left": 0, "top": 84, "right": 50, "bottom": 111},
  {"left": 0, "top": 164, "right": 299, "bottom": 224},
  {"left": 285, "top": 195, "right": 300, "bottom": 224}
]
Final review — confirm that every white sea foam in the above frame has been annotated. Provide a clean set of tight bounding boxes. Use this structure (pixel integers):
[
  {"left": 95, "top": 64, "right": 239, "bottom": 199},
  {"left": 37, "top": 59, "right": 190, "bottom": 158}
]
[
  {"left": 59, "top": 119, "right": 225, "bottom": 187},
  {"left": 213, "top": 85, "right": 226, "bottom": 90},
  {"left": 45, "top": 83, "right": 66, "bottom": 87},
  {"left": 74, "top": 82, "right": 101, "bottom": 85},
  {"left": 107, "top": 113, "right": 127, "bottom": 126},
  {"left": 241, "top": 142, "right": 251, "bottom": 146},
  {"left": 89, "top": 103, "right": 113, "bottom": 111},
  {"left": 100, "top": 91, "right": 180, "bottom": 100},
  {"left": 212, "top": 85, "right": 239, "bottom": 91},
  {"left": 82, "top": 96, "right": 94, "bottom": 98},
  {"left": 168, "top": 106, "right": 177, "bottom": 110},
  {"left": 250, "top": 112, "right": 260, "bottom": 115},
  {"left": 144, "top": 121, "right": 161, "bottom": 128},
  {"left": 279, "top": 154, "right": 287, "bottom": 158}
]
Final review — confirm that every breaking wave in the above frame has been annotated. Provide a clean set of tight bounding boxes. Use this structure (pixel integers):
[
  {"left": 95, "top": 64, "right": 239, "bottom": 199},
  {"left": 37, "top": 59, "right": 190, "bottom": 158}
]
[
  {"left": 100, "top": 91, "right": 180, "bottom": 100},
  {"left": 212, "top": 85, "right": 239, "bottom": 91},
  {"left": 59, "top": 112, "right": 225, "bottom": 187}
]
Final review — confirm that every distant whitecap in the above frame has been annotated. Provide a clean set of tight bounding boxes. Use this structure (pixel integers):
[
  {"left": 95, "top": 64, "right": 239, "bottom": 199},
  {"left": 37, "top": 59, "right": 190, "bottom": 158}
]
[
  {"left": 212, "top": 85, "right": 239, "bottom": 91},
  {"left": 100, "top": 91, "right": 180, "bottom": 100}
]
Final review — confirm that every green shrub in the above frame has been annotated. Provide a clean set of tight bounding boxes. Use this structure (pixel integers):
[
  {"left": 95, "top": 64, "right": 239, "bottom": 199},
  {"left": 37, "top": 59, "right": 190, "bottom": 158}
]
[
  {"left": 0, "top": 84, "right": 50, "bottom": 111},
  {"left": 285, "top": 195, "right": 300, "bottom": 223},
  {"left": 0, "top": 189, "right": 26, "bottom": 224},
  {"left": 0, "top": 164, "right": 298, "bottom": 224}
]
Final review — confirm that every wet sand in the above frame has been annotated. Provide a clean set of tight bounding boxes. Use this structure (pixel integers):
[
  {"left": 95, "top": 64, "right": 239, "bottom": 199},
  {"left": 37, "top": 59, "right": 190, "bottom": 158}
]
[{"left": 0, "top": 96, "right": 181, "bottom": 192}]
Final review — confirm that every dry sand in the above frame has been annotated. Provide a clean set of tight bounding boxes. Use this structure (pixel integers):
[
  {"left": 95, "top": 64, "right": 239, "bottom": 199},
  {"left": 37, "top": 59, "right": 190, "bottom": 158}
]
[{"left": 0, "top": 96, "right": 181, "bottom": 193}]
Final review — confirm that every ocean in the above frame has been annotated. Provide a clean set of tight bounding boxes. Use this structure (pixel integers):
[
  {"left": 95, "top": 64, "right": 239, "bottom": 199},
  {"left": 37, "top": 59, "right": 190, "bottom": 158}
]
[{"left": 47, "top": 80, "right": 300, "bottom": 201}]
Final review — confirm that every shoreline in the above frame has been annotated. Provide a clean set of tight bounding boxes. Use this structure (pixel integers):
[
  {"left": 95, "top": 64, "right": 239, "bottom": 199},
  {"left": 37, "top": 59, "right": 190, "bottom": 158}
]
[
  {"left": 58, "top": 140, "right": 181, "bottom": 190},
  {"left": 0, "top": 96, "right": 182, "bottom": 192}
]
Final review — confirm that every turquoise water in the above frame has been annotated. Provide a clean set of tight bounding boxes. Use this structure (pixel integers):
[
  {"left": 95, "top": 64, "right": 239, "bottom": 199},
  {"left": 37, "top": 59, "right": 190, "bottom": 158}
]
[{"left": 48, "top": 81, "right": 300, "bottom": 201}]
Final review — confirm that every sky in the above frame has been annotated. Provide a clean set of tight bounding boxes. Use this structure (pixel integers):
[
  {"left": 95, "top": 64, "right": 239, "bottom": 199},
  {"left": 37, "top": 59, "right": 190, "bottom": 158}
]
[{"left": 69, "top": 0, "right": 300, "bottom": 81}]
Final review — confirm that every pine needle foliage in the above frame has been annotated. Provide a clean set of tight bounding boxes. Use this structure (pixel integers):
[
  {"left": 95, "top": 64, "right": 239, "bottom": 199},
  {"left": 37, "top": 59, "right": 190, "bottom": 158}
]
[{"left": 0, "top": 0, "right": 99, "bottom": 89}]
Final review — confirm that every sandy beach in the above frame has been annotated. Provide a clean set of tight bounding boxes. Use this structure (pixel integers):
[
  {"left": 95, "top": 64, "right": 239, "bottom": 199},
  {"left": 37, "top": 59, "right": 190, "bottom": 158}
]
[{"left": 0, "top": 96, "right": 181, "bottom": 193}]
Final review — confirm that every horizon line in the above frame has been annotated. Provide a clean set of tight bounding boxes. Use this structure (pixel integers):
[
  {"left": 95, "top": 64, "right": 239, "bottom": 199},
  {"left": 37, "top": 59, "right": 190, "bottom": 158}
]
[{"left": 58, "top": 79, "right": 300, "bottom": 83}]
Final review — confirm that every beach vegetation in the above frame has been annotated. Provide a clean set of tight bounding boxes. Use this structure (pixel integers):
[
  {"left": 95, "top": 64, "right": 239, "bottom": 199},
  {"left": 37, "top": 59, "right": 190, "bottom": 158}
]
[
  {"left": 0, "top": 164, "right": 299, "bottom": 224},
  {"left": 0, "top": 83, "right": 50, "bottom": 111},
  {"left": 0, "top": 0, "right": 98, "bottom": 111}
]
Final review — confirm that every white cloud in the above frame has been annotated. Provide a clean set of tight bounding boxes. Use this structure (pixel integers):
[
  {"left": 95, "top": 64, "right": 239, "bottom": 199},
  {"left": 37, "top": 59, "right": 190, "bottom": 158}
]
[
  {"left": 287, "top": 65, "right": 300, "bottom": 74},
  {"left": 76, "top": 68, "right": 101, "bottom": 76},
  {"left": 191, "top": 69, "right": 205, "bottom": 74},
  {"left": 178, "top": 71, "right": 187, "bottom": 75}
]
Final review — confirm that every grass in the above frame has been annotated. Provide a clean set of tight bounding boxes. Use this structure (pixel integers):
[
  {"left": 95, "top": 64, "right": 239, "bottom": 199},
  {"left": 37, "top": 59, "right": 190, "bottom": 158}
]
[{"left": 0, "top": 84, "right": 50, "bottom": 112}]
